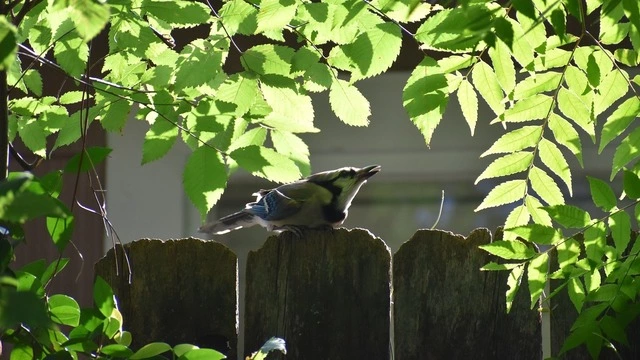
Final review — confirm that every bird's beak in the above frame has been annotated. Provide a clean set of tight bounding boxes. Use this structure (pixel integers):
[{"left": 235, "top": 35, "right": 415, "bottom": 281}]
[{"left": 357, "top": 165, "right": 381, "bottom": 180}]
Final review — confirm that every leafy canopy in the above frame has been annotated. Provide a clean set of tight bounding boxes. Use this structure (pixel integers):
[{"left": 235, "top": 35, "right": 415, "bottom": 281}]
[{"left": 1, "top": 0, "right": 640, "bottom": 358}]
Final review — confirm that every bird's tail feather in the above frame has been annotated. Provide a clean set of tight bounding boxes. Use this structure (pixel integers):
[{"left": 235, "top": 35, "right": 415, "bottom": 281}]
[{"left": 198, "top": 211, "right": 257, "bottom": 235}]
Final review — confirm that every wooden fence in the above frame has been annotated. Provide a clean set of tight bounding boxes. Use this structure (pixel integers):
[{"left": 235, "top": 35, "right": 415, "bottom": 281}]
[{"left": 94, "top": 228, "right": 640, "bottom": 360}]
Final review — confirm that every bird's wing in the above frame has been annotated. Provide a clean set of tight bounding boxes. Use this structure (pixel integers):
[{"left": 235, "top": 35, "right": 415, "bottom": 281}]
[{"left": 247, "top": 188, "right": 303, "bottom": 221}]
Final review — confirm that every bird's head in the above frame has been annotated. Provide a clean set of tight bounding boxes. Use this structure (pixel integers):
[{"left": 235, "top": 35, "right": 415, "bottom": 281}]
[{"left": 307, "top": 165, "right": 381, "bottom": 211}]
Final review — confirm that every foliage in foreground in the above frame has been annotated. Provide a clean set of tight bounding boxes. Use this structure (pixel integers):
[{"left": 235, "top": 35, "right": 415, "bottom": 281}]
[{"left": 0, "top": 0, "right": 639, "bottom": 357}]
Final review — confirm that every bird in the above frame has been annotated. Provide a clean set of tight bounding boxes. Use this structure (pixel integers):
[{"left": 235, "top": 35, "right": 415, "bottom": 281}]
[{"left": 198, "top": 165, "right": 381, "bottom": 235}]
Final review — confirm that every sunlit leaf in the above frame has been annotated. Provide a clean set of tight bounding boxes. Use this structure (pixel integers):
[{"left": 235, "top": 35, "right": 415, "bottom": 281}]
[
  {"left": 530, "top": 166, "right": 564, "bottom": 206},
  {"left": 475, "top": 152, "right": 533, "bottom": 184},
  {"left": 506, "top": 264, "right": 525, "bottom": 313},
  {"left": 471, "top": 61, "right": 504, "bottom": 115},
  {"left": 475, "top": 179, "right": 527, "bottom": 211},
  {"left": 538, "top": 138, "right": 572, "bottom": 195},
  {"left": 527, "top": 253, "right": 549, "bottom": 309},
  {"left": 479, "top": 240, "right": 536, "bottom": 260},
  {"left": 600, "top": 97, "right": 640, "bottom": 153},
  {"left": 612, "top": 126, "right": 640, "bottom": 179},
  {"left": 183, "top": 146, "right": 227, "bottom": 220},
  {"left": 543, "top": 204, "right": 591, "bottom": 228},
  {"left": 481, "top": 126, "right": 542, "bottom": 157},
  {"left": 457, "top": 79, "right": 478, "bottom": 135},
  {"left": 329, "top": 79, "right": 371, "bottom": 126}
]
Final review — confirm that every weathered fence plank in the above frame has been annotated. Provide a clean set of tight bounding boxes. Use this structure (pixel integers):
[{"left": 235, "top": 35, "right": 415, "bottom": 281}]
[
  {"left": 244, "top": 228, "right": 392, "bottom": 360},
  {"left": 393, "top": 228, "right": 541, "bottom": 360},
  {"left": 94, "top": 238, "right": 237, "bottom": 358}
]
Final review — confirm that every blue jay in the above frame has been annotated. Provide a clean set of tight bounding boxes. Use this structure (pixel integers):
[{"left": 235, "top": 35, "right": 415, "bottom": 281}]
[{"left": 198, "top": 165, "right": 381, "bottom": 235}]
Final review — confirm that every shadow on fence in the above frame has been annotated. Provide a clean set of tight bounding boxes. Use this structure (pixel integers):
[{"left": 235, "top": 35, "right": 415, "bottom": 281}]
[{"left": 94, "top": 228, "right": 640, "bottom": 360}]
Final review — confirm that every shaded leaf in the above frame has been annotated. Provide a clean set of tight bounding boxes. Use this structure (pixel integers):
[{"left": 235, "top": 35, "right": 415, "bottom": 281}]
[
  {"left": 183, "top": 146, "right": 227, "bottom": 220},
  {"left": 543, "top": 204, "right": 591, "bottom": 228}
]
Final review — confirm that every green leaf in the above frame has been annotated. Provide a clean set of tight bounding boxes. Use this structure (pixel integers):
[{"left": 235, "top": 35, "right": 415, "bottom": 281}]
[
  {"left": 525, "top": 195, "right": 552, "bottom": 226},
  {"left": 179, "top": 348, "right": 226, "bottom": 360},
  {"left": 142, "top": 117, "right": 179, "bottom": 164},
  {"left": 538, "top": 138, "right": 572, "bottom": 195},
  {"left": 0, "top": 172, "right": 70, "bottom": 223},
  {"left": 41, "top": 258, "right": 69, "bottom": 285},
  {"left": 64, "top": 147, "right": 113, "bottom": 173},
  {"left": 594, "top": 70, "right": 628, "bottom": 116},
  {"left": 548, "top": 113, "right": 583, "bottom": 166},
  {"left": 100, "top": 344, "right": 133, "bottom": 358},
  {"left": 49, "top": 294, "right": 80, "bottom": 327},
  {"left": 415, "top": 5, "right": 493, "bottom": 52},
  {"left": 216, "top": 72, "right": 259, "bottom": 117},
  {"left": 230, "top": 145, "right": 301, "bottom": 183},
  {"left": 557, "top": 87, "right": 594, "bottom": 139},
  {"left": 174, "top": 39, "right": 224, "bottom": 91},
  {"left": 402, "top": 57, "right": 448, "bottom": 146},
  {"left": 130, "top": 342, "right": 172, "bottom": 359},
  {"left": 256, "top": 0, "right": 297, "bottom": 34},
  {"left": 174, "top": 344, "right": 199, "bottom": 358},
  {"left": 475, "top": 179, "right": 527, "bottom": 211},
  {"left": 530, "top": 166, "right": 564, "bottom": 206},
  {"left": 567, "top": 277, "right": 586, "bottom": 312},
  {"left": 527, "top": 253, "right": 549, "bottom": 309},
  {"left": 23, "top": 69, "right": 43, "bottom": 96},
  {"left": 0, "top": 17, "right": 18, "bottom": 71},
  {"left": 503, "top": 205, "right": 530, "bottom": 240},
  {"left": 513, "top": 72, "right": 561, "bottom": 100},
  {"left": 219, "top": 0, "right": 258, "bottom": 35},
  {"left": 142, "top": 0, "right": 211, "bottom": 27},
  {"left": 506, "top": 223, "right": 562, "bottom": 245},
  {"left": 329, "top": 79, "right": 370, "bottom": 126},
  {"left": 543, "top": 204, "right": 591, "bottom": 228},
  {"left": 479, "top": 240, "right": 536, "bottom": 260},
  {"left": 242, "top": 44, "right": 293, "bottom": 76},
  {"left": 502, "top": 94, "right": 553, "bottom": 123},
  {"left": 600, "top": 315, "right": 629, "bottom": 346},
  {"left": 329, "top": 22, "right": 401, "bottom": 82},
  {"left": 506, "top": 264, "right": 525, "bottom": 313},
  {"left": 599, "top": 97, "right": 640, "bottom": 152},
  {"left": 68, "top": 0, "right": 110, "bottom": 41},
  {"left": 481, "top": 262, "right": 523, "bottom": 271},
  {"left": 457, "top": 79, "right": 478, "bottom": 135},
  {"left": 609, "top": 211, "right": 631, "bottom": 254},
  {"left": 17, "top": 117, "right": 47, "bottom": 157},
  {"left": 260, "top": 77, "right": 318, "bottom": 133},
  {"left": 97, "top": 96, "right": 132, "bottom": 132},
  {"left": 481, "top": 126, "right": 542, "bottom": 157},
  {"left": 228, "top": 127, "right": 267, "bottom": 153},
  {"left": 47, "top": 216, "right": 74, "bottom": 252},
  {"left": 54, "top": 34, "right": 89, "bottom": 78},
  {"left": 471, "top": 61, "right": 504, "bottom": 115},
  {"left": 587, "top": 176, "right": 617, "bottom": 211},
  {"left": 557, "top": 237, "right": 580, "bottom": 271},
  {"left": 584, "top": 220, "right": 607, "bottom": 261},
  {"left": 271, "top": 130, "right": 310, "bottom": 177},
  {"left": 183, "top": 146, "right": 227, "bottom": 220},
  {"left": 624, "top": 170, "right": 640, "bottom": 199},
  {"left": 488, "top": 39, "right": 516, "bottom": 96},
  {"left": 59, "top": 91, "right": 85, "bottom": 105},
  {"left": 475, "top": 152, "right": 533, "bottom": 184},
  {"left": 612, "top": 126, "right": 640, "bottom": 179},
  {"left": 93, "top": 276, "right": 116, "bottom": 318}
]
